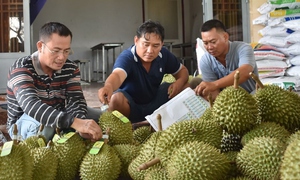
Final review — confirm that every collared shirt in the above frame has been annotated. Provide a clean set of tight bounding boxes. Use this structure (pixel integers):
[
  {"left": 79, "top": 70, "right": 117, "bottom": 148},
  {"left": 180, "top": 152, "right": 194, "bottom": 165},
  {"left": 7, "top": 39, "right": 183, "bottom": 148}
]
[
  {"left": 113, "top": 45, "right": 181, "bottom": 104},
  {"left": 200, "top": 41, "right": 258, "bottom": 93},
  {"left": 6, "top": 51, "right": 87, "bottom": 130}
]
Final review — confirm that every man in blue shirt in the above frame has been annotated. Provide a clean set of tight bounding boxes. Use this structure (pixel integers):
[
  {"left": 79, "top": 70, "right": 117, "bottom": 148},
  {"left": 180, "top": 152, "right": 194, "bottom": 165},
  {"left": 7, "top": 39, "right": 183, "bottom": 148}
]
[
  {"left": 194, "top": 19, "right": 258, "bottom": 101},
  {"left": 98, "top": 20, "right": 189, "bottom": 123}
]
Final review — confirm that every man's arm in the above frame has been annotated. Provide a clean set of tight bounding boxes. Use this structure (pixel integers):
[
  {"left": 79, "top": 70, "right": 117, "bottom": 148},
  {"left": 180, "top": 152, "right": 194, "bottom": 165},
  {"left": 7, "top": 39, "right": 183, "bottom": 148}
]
[
  {"left": 212, "top": 64, "right": 253, "bottom": 90},
  {"left": 98, "top": 68, "right": 127, "bottom": 104}
]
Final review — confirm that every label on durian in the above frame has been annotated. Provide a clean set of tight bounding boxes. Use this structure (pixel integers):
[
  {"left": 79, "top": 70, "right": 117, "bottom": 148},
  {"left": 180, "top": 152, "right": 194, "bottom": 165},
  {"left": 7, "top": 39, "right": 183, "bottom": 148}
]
[
  {"left": 0, "top": 141, "right": 13, "bottom": 157},
  {"left": 57, "top": 132, "right": 75, "bottom": 144},
  {"left": 89, "top": 141, "right": 104, "bottom": 155},
  {"left": 112, "top": 110, "right": 130, "bottom": 123},
  {"left": 52, "top": 134, "right": 60, "bottom": 143},
  {"left": 37, "top": 138, "right": 46, "bottom": 147}
]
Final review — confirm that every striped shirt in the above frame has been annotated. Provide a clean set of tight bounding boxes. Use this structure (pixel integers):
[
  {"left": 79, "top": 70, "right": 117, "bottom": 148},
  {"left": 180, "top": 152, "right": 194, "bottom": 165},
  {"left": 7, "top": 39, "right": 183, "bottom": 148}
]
[{"left": 6, "top": 51, "right": 87, "bottom": 130}]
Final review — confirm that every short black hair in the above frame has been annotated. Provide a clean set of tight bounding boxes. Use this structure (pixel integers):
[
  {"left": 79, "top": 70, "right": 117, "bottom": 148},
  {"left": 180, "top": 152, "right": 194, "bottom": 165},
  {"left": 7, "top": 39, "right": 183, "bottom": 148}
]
[
  {"left": 39, "top": 22, "right": 72, "bottom": 42},
  {"left": 136, "top": 20, "right": 165, "bottom": 42},
  {"left": 201, "top": 19, "right": 227, "bottom": 33}
]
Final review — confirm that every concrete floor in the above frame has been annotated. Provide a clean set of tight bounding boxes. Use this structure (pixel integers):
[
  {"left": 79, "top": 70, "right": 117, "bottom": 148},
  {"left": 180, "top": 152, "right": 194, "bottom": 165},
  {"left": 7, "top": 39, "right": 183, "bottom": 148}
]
[{"left": 81, "top": 81, "right": 104, "bottom": 108}]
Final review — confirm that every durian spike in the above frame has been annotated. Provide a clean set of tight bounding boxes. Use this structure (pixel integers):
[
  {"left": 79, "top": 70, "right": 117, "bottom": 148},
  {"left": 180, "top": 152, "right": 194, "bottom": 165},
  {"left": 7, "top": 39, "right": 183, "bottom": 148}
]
[
  {"left": 137, "top": 158, "right": 161, "bottom": 171},
  {"left": 13, "top": 124, "right": 18, "bottom": 145},
  {"left": 234, "top": 71, "right": 240, "bottom": 89},
  {"left": 249, "top": 72, "right": 264, "bottom": 89},
  {"left": 156, "top": 114, "right": 163, "bottom": 131}
]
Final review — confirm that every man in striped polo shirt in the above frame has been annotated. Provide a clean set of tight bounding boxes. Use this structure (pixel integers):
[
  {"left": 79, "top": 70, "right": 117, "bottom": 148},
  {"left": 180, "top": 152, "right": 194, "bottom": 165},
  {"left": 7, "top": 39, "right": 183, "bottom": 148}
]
[{"left": 6, "top": 22, "right": 102, "bottom": 142}]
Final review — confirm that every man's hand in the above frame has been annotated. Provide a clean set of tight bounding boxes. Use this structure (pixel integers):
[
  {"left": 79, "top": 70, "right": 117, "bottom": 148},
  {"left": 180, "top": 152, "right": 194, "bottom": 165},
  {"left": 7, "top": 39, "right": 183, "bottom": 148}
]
[
  {"left": 71, "top": 118, "right": 103, "bottom": 142},
  {"left": 98, "top": 85, "right": 113, "bottom": 105},
  {"left": 167, "top": 81, "right": 182, "bottom": 98},
  {"left": 194, "top": 81, "right": 218, "bottom": 97}
]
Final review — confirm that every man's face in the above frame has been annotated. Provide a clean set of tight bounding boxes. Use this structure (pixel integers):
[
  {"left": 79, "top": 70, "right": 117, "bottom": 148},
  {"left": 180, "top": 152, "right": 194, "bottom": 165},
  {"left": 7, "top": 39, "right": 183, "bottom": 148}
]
[
  {"left": 37, "top": 33, "right": 72, "bottom": 74},
  {"left": 134, "top": 33, "right": 163, "bottom": 63},
  {"left": 201, "top": 28, "right": 228, "bottom": 58}
]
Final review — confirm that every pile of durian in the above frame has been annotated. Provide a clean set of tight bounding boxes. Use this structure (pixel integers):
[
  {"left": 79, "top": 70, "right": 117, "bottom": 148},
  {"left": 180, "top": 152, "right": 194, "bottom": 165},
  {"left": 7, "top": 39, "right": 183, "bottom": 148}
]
[{"left": 1, "top": 71, "right": 300, "bottom": 180}]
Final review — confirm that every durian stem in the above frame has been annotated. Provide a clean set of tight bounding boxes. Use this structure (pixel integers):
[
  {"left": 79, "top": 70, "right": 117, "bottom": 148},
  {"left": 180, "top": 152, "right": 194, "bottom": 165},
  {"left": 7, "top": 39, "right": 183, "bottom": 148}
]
[
  {"left": 249, "top": 72, "right": 264, "bottom": 89},
  {"left": 156, "top": 114, "right": 163, "bottom": 131},
  {"left": 56, "top": 128, "right": 61, "bottom": 136},
  {"left": 289, "top": 86, "right": 293, "bottom": 92},
  {"left": 13, "top": 124, "right": 18, "bottom": 145},
  {"left": 137, "top": 158, "right": 161, "bottom": 171},
  {"left": 234, "top": 71, "right": 240, "bottom": 89},
  {"left": 37, "top": 124, "right": 44, "bottom": 137}
]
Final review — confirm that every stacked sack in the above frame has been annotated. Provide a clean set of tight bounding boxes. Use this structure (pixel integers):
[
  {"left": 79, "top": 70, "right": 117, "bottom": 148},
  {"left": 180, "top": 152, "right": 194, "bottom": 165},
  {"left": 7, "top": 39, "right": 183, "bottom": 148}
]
[{"left": 252, "top": 0, "right": 300, "bottom": 91}]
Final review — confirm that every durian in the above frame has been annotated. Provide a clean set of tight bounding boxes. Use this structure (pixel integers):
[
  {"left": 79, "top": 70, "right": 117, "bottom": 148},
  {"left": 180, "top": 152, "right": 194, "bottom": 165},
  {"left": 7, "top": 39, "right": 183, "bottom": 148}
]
[
  {"left": 80, "top": 142, "right": 121, "bottom": 180},
  {"left": 250, "top": 72, "right": 300, "bottom": 132},
  {"left": 280, "top": 137, "right": 300, "bottom": 180},
  {"left": 213, "top": 71, "right": 259, "bottom": 135},
  {"left": 167, "top": 141, "right": 230, "bottom": 180},
  {"left": 52, "top": 131, "right": 87, "bottom": 180},
  {"left": 30, "top": 141, "right": 58, "bottom": 180},
  {"left": 241, "top": 122, "right": 290, "bottom": 146},
  {"left": 0, "top": 124, "right": 34, "bottom": 180},
  {"left": 113, "top": 143, "right": 141, "bottom": 179},
  {"left": 236, "top": 136, "right": 285, "bottom": 180},
  {"left": 99, "top": 111, "right": 133, "bottom": 145}
]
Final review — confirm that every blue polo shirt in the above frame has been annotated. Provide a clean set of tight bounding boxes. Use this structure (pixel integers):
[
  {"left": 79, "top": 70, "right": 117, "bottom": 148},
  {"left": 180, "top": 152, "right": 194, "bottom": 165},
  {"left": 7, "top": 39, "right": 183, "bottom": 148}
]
[{"left": 113, "top": 45, "right": 181, "bottom": 104}]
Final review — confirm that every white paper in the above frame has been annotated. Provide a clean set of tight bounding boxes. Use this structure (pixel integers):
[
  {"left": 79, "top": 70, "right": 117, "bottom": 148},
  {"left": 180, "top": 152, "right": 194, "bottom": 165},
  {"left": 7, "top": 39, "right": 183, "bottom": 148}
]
[{"left": 145, "top": 87, "right": 209, "bottom": 131}]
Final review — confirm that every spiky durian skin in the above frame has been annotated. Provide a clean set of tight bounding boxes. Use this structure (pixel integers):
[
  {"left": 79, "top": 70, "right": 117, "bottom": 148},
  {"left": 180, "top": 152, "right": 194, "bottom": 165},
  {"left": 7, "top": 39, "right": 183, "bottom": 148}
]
[
  {"left": 254, "top": 85, "right": 300, "bottom": 132},
  {"left": 287, "top": 129, "right": 300, "bottom": 145},
  {"left": 155, "top": 119, "right": 223, "bottom": 166},
  {"left": 133, "top": 126, "right": 153, "bottom": 145},
  {"left": 280, "top": 138, "right": 300, "bottom": 180},
  {"left": 30, "top": 147, "right": 58, "bottom": 180},
  {"left": 99, "top": 111, "right": 133, "bottom": 145},
  {"left": 236, "top": 137, "right": 285, "bottom": 180},
  {"left": 113, "top": 144, "right": 141, "bottom": 178},
  {"left": 128, "top": 131, "right": 163, "bottom": 180},
  {"left": 0, "top": 143, "right": 34, "bottom": 180},
  {"left": 223, "top": 151, "right": 243, "bottom": 178},
  {"left": 229, "top": 177, "right": 252, "bottom": 180},
  {"left": 213, "top": 86, "right": 259, "bottom": 135},
  {"left": 221, "top": 131, "right": 243, "bottom": 152},
  {"left": 80, "top": 143, "right": 121, "bottom": 180},
  {"left": 167, "top": 141, "right": 230, "bottom": 180},
  {"left": 144, "top": 168, "right": 169, "bottom": 180},
  {"left": 21, "top": 135, "right": 46, "bottom": 149},
  {"left": 241, "top": 122, "right": 290, "bottom": 146},
  {"left": 161, "top": 74, "right": 176, "bottom": 83},
  {"left": 53, "top": 133, "right": 87, "bottom": 180}
]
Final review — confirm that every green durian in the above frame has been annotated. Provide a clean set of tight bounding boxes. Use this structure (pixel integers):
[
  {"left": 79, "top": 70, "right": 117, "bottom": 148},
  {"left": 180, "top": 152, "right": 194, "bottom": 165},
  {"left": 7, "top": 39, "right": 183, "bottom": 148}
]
[
  {"left": 236, "top": 137, "right": 285, "bottom": 180},
  {"left": 133, "top": 126, "right": 153, "bottom": 145},
  {"left": 154, "top": 118, "right": 223, "bottom": 167},
  {"left": 30, "top": 141, "right": 58, "bottom": 180},
  {"left": 144, "top": 168, "right": 169, "bottom": 180},
  {"left": 280, "top": 138, "right": 300, "bottom": 180},
  {"left": 113, "top": 143, "right": 141, "bottom": 179},
  {"left": 128, "top": 131, "right": 163, "bottom": 180},
  {"left": 99, "top": 111, "right": 133, "bottom": 145},
  {"left": 0, "top": 124, "right": 34, "bottom": 180},
  {"left": 250, "top": 72, "right": 300, "bottom": 132},
  {"left": 53, "top": 132, "right": 87, "bottom": 180},
  {"left": 167, "top": 141, "right": 230, "bottom": 180},
  {"left": 241, "top": 122, "right": 290, "bottom": 146},
  {"left": 80, "top": 142, "right": 121, "bottom": 180},
  {"left": 213, "top": 71, "right": 259, "bottom": 135}
]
